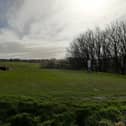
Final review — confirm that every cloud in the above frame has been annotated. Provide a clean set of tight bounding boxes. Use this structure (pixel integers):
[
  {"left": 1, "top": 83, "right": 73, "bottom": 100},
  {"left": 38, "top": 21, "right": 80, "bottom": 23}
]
[
  {"left": 0, "top": 0, "right": 126, "bottom": 59},
  {"left": 0, "top": 42, "right": 26, "bottom": 53},
  {"left": 0, "top": 42, "right": 65, "bottom": 59},
  {"left": 25, "top": 46, "right": 66, "bottom": 59}
]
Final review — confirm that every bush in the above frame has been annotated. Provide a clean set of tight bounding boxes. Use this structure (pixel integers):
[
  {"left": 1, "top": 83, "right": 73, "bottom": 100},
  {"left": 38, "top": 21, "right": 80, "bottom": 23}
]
[
  {"left": 98, "top": 119, "right": 113, "bottom": 126},
  {"left": 99, "top": 107, "right": 122, "bottom": 122},
  {"left": 41, "top": 119, "right": 54, "bottom": 126},
  {"left": 0, "top": 101, "right": 17, "bottom": 122},
  {"left": 0, "top": 97, "right": 126, "bottom": 126},
  {"left": 75, "top": 107, "right": 95, "bottom": 126},
  {"left": 10, "top": 113, "right": 39, "bottom": 126}
]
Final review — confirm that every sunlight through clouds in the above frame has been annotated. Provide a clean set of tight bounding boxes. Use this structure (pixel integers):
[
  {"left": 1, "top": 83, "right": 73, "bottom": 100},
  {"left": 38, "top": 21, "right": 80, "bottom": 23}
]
[{"left": 0, "top": 0, "right": 126, "bottom": 59}]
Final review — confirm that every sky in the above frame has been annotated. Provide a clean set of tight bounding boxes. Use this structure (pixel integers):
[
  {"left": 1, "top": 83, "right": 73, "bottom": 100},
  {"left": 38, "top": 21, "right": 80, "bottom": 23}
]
[{"left": 0, "top": 0, "right": 126, "bottom": 59}]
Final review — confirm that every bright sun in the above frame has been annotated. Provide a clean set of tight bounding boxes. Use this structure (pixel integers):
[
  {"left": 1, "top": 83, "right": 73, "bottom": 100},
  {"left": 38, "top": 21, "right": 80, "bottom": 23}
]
[{"left": 69, "top": 0, "right": 108, "bottom": 15}]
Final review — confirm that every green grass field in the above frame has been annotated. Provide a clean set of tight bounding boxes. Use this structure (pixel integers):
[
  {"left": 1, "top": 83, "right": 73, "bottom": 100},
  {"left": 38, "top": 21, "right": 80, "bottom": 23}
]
[
  {"left": 0, "top": 62, "right": 126, "bottom": 126},
  {"left": 0, "top": 62, "right": 126, "bottom": 103}
]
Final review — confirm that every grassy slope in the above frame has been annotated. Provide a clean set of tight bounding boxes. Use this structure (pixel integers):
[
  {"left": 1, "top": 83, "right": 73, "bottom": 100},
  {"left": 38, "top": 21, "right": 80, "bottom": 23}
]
[{"left": 0, "top": 62, "right": 126, "bottom": 103}]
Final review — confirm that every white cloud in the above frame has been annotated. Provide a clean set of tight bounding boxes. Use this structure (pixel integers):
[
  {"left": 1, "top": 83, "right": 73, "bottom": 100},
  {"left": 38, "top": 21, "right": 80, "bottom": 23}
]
[
  {"left": 0, "top": 0, "right": 126, "bottom": 59},
  {"left": 0, "top": 29, "right": 18, "bottom": 42}
]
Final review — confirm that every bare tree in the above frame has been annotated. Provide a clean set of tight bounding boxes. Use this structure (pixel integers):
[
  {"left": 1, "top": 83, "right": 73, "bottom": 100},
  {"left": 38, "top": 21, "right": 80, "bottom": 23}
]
[{"left": 67, "top": 20, "right": 126, "bottom": 74}]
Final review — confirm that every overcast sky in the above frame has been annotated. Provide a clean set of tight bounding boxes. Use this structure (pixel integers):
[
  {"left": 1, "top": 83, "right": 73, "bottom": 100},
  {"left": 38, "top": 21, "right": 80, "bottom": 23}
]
[{"left": 0, "top": 0, "right": 126, "bottom": 59}]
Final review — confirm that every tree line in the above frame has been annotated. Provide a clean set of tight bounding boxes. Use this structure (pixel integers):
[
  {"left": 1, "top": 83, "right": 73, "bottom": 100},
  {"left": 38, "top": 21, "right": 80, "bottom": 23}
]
[{"left": 67, "top": 21, "right": 126, "bottom": 74}]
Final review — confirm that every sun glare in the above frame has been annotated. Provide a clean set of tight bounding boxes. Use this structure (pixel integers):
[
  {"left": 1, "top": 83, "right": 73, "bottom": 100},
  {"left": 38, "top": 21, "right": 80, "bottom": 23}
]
[{"left": 69, "top": 0, "right": 108, "bottom": 15}]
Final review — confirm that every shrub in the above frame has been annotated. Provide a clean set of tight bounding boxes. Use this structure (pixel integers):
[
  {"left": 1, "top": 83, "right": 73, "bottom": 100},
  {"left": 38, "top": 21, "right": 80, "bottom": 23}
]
[
  {"left": 99, "top": 107, "right": 122, "bottom": 122},
  {"left": 0, "top": 101, "right": 17, "bottom": 122},
  {"left": 10, "top": 113, "right": 39, "bottom": 126},
  {"left": 75, "top": 107, "right": 94, "bottom": 126},
  {"left": 98, "top": 119, "right": 113, "bottom": 126}
]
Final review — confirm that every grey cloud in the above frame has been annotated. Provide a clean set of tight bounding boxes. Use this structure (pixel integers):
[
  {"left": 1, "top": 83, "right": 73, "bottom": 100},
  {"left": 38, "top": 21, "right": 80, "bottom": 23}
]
[
  {"left": 0, "top": 0, "right": 126, "bottom": 59},
  {"left": 0, "top": 0, "right": 24, "bottom": 29},
  {"left": 7, "top": 0, "right": 58, "bottom": 39},
  {"left": 0, "top": 42, "right": 65, "bottom": 59},
  {"left": 26, "top": 46, "right": 66, "bottom": 59},
  {"left": 0, "top": 42, "right": 26, "bottom": 53}
]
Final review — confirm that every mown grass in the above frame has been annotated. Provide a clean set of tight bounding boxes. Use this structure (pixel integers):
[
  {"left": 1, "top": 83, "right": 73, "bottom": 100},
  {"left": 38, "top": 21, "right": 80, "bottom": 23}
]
[{"left": 0, "top": 61, "right": 126, "bottom": 103}]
